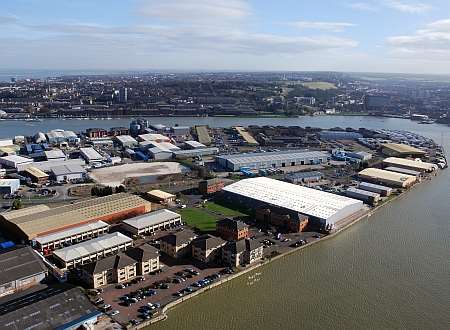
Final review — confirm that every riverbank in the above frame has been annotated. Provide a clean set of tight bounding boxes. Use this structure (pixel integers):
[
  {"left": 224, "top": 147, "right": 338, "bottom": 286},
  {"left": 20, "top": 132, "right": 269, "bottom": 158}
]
[{"left": 128, "top": 172, "right": 440, "bottom": 329}]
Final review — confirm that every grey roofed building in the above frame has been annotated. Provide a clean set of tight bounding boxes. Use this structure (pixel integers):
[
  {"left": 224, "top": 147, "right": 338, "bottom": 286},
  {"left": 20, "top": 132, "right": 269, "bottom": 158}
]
[
  {"left": 51, "top": 164, "right": 86, "bottom": 177},
  {"left": 216, "top": 150, "right": 329, "bottom": 171},
  {"left": 122, "top": 209, "right": 181, "bottom": 230},
  {"left": 44, "top": 149, "right": 66, "bottom": 160},
  {"left": 125, "top": 244, "right": 159, "bottom": 262},
  {"left": 0, "top": 284, "right": 101, "bottom": 330},
  {"left": 80, "top": 253, "right": 136, "bottom": 274},
  {"left": 192, "top": 234, "right": 226, "bottom": 250},
  {"left": 53, "top": 232, "right": 133, "bottom": 266},
  {"left": 160, "top": 229, "right": 197, "bottom": 246},
  {"left": 223, "top": 238, "right": 261, "bottom": 254},
  {"left": 0, "top": 246, "right": 48, "bottom": 297}
]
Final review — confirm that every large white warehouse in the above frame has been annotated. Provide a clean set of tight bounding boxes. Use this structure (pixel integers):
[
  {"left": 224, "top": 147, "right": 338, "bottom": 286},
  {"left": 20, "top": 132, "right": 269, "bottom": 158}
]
[{"left": 222, "top": 177, "right": 364, "bottom": 227}]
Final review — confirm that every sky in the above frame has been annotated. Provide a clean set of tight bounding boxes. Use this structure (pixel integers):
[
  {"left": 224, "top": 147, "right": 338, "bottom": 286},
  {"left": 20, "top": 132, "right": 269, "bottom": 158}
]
[{"left": 1, "top": 0, "right": 450, "bottom": 74}]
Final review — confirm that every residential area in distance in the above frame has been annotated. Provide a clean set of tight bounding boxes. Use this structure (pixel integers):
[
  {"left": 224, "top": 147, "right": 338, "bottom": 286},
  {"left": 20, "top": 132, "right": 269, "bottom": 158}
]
[{"left": 0, "top": 118, "right": 447, "bottom": 329}]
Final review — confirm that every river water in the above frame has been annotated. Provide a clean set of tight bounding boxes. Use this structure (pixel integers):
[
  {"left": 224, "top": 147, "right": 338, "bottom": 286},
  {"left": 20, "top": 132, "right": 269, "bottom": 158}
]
[{"left": 1, "top": 116, "right": 449, "bottom": 329}]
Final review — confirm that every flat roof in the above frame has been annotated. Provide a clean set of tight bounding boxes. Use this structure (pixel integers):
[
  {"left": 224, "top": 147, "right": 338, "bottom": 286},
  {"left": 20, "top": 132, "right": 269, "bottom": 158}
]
[
  {"left": 28, "top": 158, "right": 86, "bottom": 172},
  {"left": 138, "top": 133, "right": 170, "bottom": 142},
  {"left": 223, "top": 177, "right": 363, "bottom": 221},
  {"left": 359, "top": 168, "right": 416, "bottom": 182},
  {"left": 359, "top": 182, "right": 392, "bottom": 191},
  {"left": 382, "top": 143, "right": 426, "bottom": 155},
  {"left": 123, "top": 209, "right": 180, "bottom": 230},
  {"left": 217, "top": 150, "right": 328, "bottom": 165},
  {"left": 80, "top": 147, "right": 103, "bottom": 160},
  {"left": 385, "top": 166, "right": 421, "bottom": 176},
  {"left": 116, "top": 135, "right": 138, "bottom": 144},
  {"left": 0, "top": 246, "right": 47, "bottom": 286},
  {"left": 44, "top": 149, "right": 66, "bottom": 159},
  {"left": 147, "top": 190, "right": 176, "bottom": 200},
  {"left": 0, "top": 285, "right": 99, "bottom": 330},
  {"left": 0, "top": 155, "right": 33, "bottom": 164},
  {"left": 53, "top": 232, "right": 132, "bottom": 262},
  {"left": 383, "top": 157, "right": 436, "bottom": 171},
  {"left": 0, "top": 193, "right": 151, "bottom": 239},
  {"left": 34, "top": 221, "right": 110, "bottom": 245},
  {"left": 347, "top": 187, "right": 380, "bottom": 198},
  {"left": 51, "top": 164, "right": 86, "bottom": 176}
]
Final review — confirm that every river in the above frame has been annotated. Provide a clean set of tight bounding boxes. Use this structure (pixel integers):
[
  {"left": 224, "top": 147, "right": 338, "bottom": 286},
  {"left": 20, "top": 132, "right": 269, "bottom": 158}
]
[{"left": 1, "top": 116, "right": 449, "bottom": 329}]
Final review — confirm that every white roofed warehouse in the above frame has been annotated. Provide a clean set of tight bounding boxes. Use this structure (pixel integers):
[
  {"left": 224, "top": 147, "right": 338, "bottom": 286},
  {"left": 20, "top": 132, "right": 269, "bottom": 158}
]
[
  {"left": 216, "top": 150, "right": 329, "bottom": 171},
  {"left": 222, "top": 177, "right": 364, "bottom": 229},
  {"left": 122, "top": 209, "right": 182, "bottom": 235},
  {"left": 358, "top": 168, "right": 416, "bottom": 188}
]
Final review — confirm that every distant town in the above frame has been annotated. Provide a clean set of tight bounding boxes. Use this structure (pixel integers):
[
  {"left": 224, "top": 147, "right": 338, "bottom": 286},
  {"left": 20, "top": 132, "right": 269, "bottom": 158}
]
[
  {"left": 1, "top": 72, "right": 450, "bottom": 125},
  {"left": 0, "top": 117, "right": 447, "bottom": 329}
]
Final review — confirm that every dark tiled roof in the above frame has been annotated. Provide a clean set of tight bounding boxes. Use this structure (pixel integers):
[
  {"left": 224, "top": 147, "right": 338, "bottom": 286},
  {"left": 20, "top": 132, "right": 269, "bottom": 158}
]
[
  {"left": 0, "top": 246, "right": 47, "bottom": 286},
  {"left": 160, "top": 230, "right": 196, "bottom": 246},
  {"left": 192, "top": 234, "right": 226, "bottom": 251},
  {"left": 125, "top": 244, "right": 159, "bottom": 262},
  {"left": 217, "top": 218, "right": 248, "bottom": 231},
  {"left": 81, "top": 253, "right": 136, "bottom": 274},
  {"left": 223, "top": 239, "right": 262, "bottom": 254}
]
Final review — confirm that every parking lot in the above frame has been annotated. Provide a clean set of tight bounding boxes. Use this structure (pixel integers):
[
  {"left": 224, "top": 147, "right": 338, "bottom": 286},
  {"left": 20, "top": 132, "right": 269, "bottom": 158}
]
[{"left": 95, "top": 261, "right": 228, "bottom": 326}]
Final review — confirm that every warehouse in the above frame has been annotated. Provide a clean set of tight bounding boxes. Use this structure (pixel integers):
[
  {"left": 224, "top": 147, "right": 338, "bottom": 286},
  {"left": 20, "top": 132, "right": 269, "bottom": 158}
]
[
  {"left": 0, "top": 193, "right": 152, "bottom": 240},
  {"left": 53, "top": 232, "right": 133, "bottom": 269},
  {"left": 122, "top": 209, "right": 182, "bottom": 235},
  {"left": 115, "top": 135, "right": 138, "bottom": 148},
  {"left": 0, "top": 246, "right": 48, "bottom": 298},
  {"left": 285, "top": 171, "right": 323, "bottom": 184},
  {"left": 358, "top": 182, "right": 392, "bottom": 197},
  {"left": 23, "top": 166, "right": 49, "bottom": 184},
  {"left": 147, "top": 189, "right": 176, "bottom": 204},
  {"left": 358, "top": 168, "right": 416, "bottom": 188},
  {"left": 382, "top": 157, "right": 436, "bottom": 173},
  {"left": 173, "top": 147, "right": 219, "bottom": 159},
  {"left": 184, "top": 140, "right": 206, "bottom": 149},
  {"left": 33, "top": 221, "right": 110, "bottom": 253},
  {"left": 346, "top": 187, "right": 380, "bottom": 206},
  {"left": 51, "top": 164, "right": 86, "bottom": 183},
  {"left": 44, "top": 149, "right": 66, "bottom": 161},
  {"left": 25, "top": 158, "right": 86, "bottom": 173},
  {"left": 80, "top": 147, "right": 103, "bottom": 163},
  {"left": 148, "top": 146, "right": 174, "bottom": 160},
  {"left": 216, "top": 150, "right": 329, "bottom": 171},
  {"left": 222, "top": 177, "right": 364, "bottom": 228},
  {"left": 381, "top": 143, "right": 426, "bottom": 157},
  {"left": 0, "top": 155, "right": 33, "bottom": 171},
  {"left": 138, "top": 133, "right": 171, "bottom": 143},
  {"left": 0, "top": 179, "right": 20, "bottom": 195},
  {"left": 385, "top": 166, "right": 421, "bottom": 177}
]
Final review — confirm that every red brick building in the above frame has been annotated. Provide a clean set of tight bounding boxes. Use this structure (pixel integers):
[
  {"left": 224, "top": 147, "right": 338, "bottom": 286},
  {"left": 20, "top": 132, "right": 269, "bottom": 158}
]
[
  {"left": 199, "top": 178, "right": 225, "bottom": 195},
  {"left": 256, "top": 208, "right": 308, "bottom": 233},
  {"left": 216, "top": 218, "right": 249, "bottom": 241}
]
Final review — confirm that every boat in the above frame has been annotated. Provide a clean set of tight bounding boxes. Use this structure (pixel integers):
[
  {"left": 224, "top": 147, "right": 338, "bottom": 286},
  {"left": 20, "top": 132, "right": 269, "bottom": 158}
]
[{"left": 419, "top": 119, "right": 435, "bottom": 124}]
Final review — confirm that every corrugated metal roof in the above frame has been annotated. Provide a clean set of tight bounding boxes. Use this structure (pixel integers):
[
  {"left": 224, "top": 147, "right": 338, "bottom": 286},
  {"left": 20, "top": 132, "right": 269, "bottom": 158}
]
[
  {"left": 218, "top": 150, "right": 328, "bottom": 166},
  {"left": 359, "top": 168, "right": 416, "bottom": 182},
  {"left": 383, "top": 157, "right": 436, "bottom": 171},
  {"left": 24, "top": 166, "right": 49, "bottom": 179}
]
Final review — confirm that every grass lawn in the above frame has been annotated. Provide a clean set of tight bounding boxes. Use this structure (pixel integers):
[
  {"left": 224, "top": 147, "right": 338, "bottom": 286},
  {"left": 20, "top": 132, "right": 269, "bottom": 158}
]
[
  {"left": 204, "top": 201, "right": 247, "bottom": 217},
  {"left": 179, "top": 208, "right": 219, "bottom": 232},
  {"left": 301, "top": 81, "right": 337, "bottom": 90}
]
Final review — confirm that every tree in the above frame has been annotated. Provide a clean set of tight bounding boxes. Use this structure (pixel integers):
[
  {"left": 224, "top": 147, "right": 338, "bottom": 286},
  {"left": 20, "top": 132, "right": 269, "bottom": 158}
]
[{"left": 11, "top": 199, "right": 22, "bottom": 210}]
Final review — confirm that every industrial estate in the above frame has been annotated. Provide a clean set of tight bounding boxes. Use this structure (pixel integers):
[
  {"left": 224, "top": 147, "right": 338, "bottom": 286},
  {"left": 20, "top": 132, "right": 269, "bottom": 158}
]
[{"left": 0, "top": 120, "right": 446, "bottom": 329}]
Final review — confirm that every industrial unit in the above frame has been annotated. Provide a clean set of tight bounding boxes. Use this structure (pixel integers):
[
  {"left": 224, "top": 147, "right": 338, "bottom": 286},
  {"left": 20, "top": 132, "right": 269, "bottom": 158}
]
[
  {"left": 222, "top": 177, "right": 364, "bottom": 228},
  {"left": 51, "top": 164, "right": 86, "bottom": 183},
  {"left": 80, "top": 147, "right": 104, "bottom": 163},
  {"left": 23, "top": 166, "right": 49, "bottom": 184},
  {"left": 0, "top": 155, "right": 33, "bottom": 171},
  {"left": 0, "top": 246, "right": 48, "bottom": 298},
  {"left": 0, "top": 179, "right": 20, "bottom": 195},
  {"left": 382, "top": 157, "right": 436, "bottom": 173},
  {"left": 122, "top": 209, "right": 182, "bottom": 235},
  {"left": 216, "top": 150, "right": 329, "bottom": 171},
  {"left": 385, "top": 166, "right": 421, "bottom": 177},
  {"left": 0, "top": 193, "right": 151, "bottom": 240},
  {"left": 53, "top": 232, "right": 133, "bottom": 269},
  {"left": 358, "top": 182, "right": 392, "bottom": 197},
  {"left": 358, "top": 168, "right": 416, "bottom": 188},
  {"left": 115, "top": 135, "right": 138, "bottom": 148},
  {"left": 173, "top": 147, "right": 219, "bottom": 159},
  {"left": 381, "top": 143, "right": 426, "bottom": 157},
  {"left": 346, "top": 187, "right": 380, "bottom": 206},
  {"left": 33, "top": 221, "right": 110, "bottom": 253},
  {"left": 147, "top": 190, "right": 176, "bottom": 204}
]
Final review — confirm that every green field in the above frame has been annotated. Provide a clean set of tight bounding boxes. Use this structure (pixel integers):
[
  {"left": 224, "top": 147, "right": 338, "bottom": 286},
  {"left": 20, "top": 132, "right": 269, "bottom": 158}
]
[
  {"left": 204, "top": 201, "right": 247, "bottom": 217},
  {"left": 179, "top": 208, "right": 219, "bottom": 232},
  {"left": 301, "top": 82, "right": 337, "bottom": 90}
]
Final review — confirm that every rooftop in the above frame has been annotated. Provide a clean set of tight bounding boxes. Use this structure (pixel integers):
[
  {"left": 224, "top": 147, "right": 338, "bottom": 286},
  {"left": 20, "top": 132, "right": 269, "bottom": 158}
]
[
  {"left": 53, "top": 232, "right": 133, "bottom": 263},
  {"left": 147, "top": 189, "right": 176, "bottom": 200},
  {"left": 51, "top": 164, "right": 86, "bottom": 176},
  {"left": 383, "top": 157, "right": 436, "bottom": 171},
  {"left": 223, "top": 177, "right": 363, "bottom": 221},
  {"left": 34, "top": 221, "right": 110, "bottom": 245},
  {"left": 359, "top": 168, "right": 416, "bottom": 182},
  {"left": 381, "top": 143, "right": 426, "bottom": 155},
  {"left": 217, "top": 150, "right": 328, "bottom": 165},
  {"left": 24, "top": 166, "right": 49, "bottom": 179},
  {"left": 123, "top": 209, "right": 180, "bottom": 230}
]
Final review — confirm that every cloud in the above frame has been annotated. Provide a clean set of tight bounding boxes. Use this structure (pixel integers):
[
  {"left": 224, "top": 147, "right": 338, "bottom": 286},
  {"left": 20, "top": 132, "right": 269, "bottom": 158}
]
[
  {"left": 0, "top": 14, "right": 19, "bottom": 25},
  {"left": 383, "top": 0, "right": 432, "bottom": 13},
  {"left": 387, "top": 19, "right": 450, "bottom": 60},
  {"left": 136, "top": 0, "right": 250, "bottom": 26},
  {"left": 348, "top": 2, "right": 378, "bottom": 12},
  {"left": 289, "top": 21, "right": 356, "bottom": 32}
]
